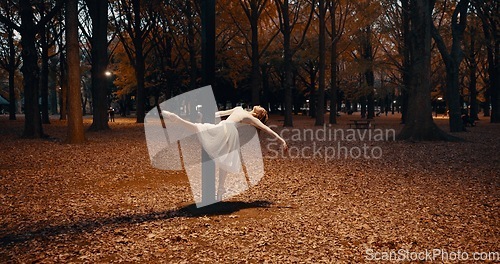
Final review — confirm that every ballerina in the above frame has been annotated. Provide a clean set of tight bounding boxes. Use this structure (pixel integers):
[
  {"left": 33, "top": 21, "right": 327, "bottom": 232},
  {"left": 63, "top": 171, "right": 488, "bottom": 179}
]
[
  {"left": 161, "top": 106, "right": 287, "bottom": 200},
  {"left": 161, "top": 106, "right": 288, "bottom": 151}
]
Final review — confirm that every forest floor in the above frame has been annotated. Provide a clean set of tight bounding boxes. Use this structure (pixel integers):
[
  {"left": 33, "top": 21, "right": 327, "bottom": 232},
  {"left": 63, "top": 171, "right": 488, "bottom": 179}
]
[{"left": 0, "top": 112, "right": 499, "bottom": 263}]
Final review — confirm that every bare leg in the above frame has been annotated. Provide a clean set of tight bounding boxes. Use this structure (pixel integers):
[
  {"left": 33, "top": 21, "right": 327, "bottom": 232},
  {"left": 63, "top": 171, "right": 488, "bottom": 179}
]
[
  {"left": 161, "top": 110, "right": 199, "bottom": 134},
  {"left": 217, "top": 169, "right": 227, "bottom": 201}
]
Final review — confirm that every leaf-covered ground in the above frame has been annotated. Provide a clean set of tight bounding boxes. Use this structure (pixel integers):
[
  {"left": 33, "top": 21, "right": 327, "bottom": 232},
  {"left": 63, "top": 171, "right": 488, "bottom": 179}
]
[{"left": 0, "top": 113, "right": 498, "bottom": 263}]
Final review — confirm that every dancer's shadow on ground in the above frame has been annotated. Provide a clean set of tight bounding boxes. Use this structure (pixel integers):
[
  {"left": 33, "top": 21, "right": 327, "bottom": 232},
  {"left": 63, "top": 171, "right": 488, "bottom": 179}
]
[
  {"left": 0, "top": 200, "right": 273, "bottom": 247},
  {"left": 179, "top": 200, "right": 273, "bottom": 216}
]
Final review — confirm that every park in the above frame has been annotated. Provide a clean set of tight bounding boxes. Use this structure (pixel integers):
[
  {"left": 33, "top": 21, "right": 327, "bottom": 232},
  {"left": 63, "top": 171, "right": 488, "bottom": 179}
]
[
  {"left": 0, "top": 113, "right": 498, "bottom": 262},
  {"left": 0, "top": 0, "right": 499, "bottom": 262}
]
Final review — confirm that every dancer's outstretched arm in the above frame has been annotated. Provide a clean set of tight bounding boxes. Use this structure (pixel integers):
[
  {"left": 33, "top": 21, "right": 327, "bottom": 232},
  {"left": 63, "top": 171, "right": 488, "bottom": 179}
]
[
  {"left": 242, "top": 116, "right": 288, "bottom": 151},
  {"left": 215, "top": 108, "right": 236, "bottom": 118}
]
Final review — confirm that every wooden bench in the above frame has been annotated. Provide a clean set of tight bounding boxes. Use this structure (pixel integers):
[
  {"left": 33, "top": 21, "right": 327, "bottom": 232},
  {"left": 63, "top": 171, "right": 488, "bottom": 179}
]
[{"left": 348, "top": 120, "right": 376, "bottom": 129}]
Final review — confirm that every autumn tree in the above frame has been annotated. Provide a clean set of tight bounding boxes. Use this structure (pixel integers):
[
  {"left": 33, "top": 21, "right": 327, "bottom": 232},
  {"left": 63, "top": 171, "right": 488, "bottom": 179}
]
[
  {"left": 228, "top": 0, "right": 279, "bottom": 105},
  {"left": 84, "top": 0, "right": 111, "bottom": 131},
  {"left": 377, "top": 0, "right": 411, "bottom": 123},
  {"left": 150, "top": 5, "right": 177, "bottom": 102},
  {"left": 0, "top": 0, "right": 63, "bottom": 138},
  {"left": 327, "top": 0, "right": 350, "bottom": 124},
  {"left": 57, "top": 13, "right": 68, "bottom": 121},
  {"left": 474, "top": 0, "right": 499, "bottom": 123},
  {"left": 37, "top": 2, "right": 62, "bottom": 124},
  {"left": 0, "top": 2, "right": 20, "bottom": 121},
  {"left": 400, "top": 0, "right": 411, "bottom": 124},
  {"left": 315, "top": 0, "right": 327, "bottom": 126},
  {"left": 397, "top": 0, "right": 451, "bottom": 141},
  {"left": 431, "top": 0, "right": 470, "bottom": 132},
  {"left": 463, "top": 13, "right": 484, "bottom": 121},
  {"left": 112, "top": 0, "right": 157, "bottom": 123},
  {"left": 162, "top": 0, "right": 201, "bottom": 91},
  {"left": 275, "top": 0, "right": 316, "bottom": 127},
  {"left": 66, "top": 0, "right": 85, "bottom": 144},
  {"left": 349, "top": 1, "right": 382, "bottom": 120}
]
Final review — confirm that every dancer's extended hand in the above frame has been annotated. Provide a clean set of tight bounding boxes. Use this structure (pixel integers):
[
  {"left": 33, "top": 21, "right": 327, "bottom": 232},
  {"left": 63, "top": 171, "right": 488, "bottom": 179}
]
[{"left": 282, "top": 141, "right": 289, "bottom": 153}]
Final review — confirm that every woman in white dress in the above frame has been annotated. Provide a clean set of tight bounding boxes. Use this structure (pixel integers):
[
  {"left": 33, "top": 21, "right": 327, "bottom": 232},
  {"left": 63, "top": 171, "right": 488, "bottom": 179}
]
[{"left": 162, "top": 106, "right": 287, "bottom": 200}]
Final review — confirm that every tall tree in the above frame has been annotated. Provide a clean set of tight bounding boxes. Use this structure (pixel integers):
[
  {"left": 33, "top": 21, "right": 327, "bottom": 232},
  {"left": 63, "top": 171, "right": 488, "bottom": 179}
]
[
  {"left": 327, "top": 0, "right": 349, "bottom": 124},
  {"left": 397, "top": 0, "right": 451, "bottom": 141},
  {"left": 431, "top": 0, "right": 470, "bottom": 132},
  {"left": 185, "top": 0, "right": 198, "bottom": 90},
  {"left": 315, "top": 0, "right": 327, "bottom": 126},
  {"left": 112, "top": 0, "right": 157, "bottom": 123},
  {"left": 362, "top": 25, "right": 376, "bottom": 120},
  {"left": 58, "top": 19, "right": 68, "bottom": 121},
  {"left": 0, "top": 0, "right": 63, "bottom": 138},
  {"left": 38, "top": 2, "right": 61, "bottom": 124},
  {"left": 329, "top": 1, "right": 338, "bottom": 124},
  {"left": 238, "top": 0, "right": 270, "bottom": 105},
  {"left": 465, "top": 16, "right": 480, "bottom": 121},
  {"left": 275, "top": 0, "right": 316, "bottom": 127},
  {"left": 66, "top": 0, "right": 85, "bottom": 143},
  {"left": 0, "top": 4, "right": 20, "bottom": 121},
  {"left": 85, "top": 0, "right": 110, "bottom": 131},
  {"left": 401, "top": 0, "right": 411, "bottom": 124},
  {"left": 474, "top": 0, "right": 499, "bottom": 123}
]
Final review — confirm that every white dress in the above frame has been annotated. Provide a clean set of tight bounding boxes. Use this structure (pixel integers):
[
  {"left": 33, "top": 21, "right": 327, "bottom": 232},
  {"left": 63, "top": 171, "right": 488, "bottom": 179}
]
[{"left": 195, "top": 120, "right": 241, "bottom": 173}]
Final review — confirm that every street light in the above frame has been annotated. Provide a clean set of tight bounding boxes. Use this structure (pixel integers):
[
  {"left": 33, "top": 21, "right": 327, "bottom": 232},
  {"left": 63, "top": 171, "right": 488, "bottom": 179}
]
[{"left": 105, "top": 71, "right": 112, "bottom": 77}]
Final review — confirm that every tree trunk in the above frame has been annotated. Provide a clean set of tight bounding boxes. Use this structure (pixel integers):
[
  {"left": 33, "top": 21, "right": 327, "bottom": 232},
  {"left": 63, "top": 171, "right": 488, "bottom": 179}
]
[
  {"left": 469, "top": 65, "right": 478, "bottom": 120},
  {"left": 475, "top": 0, "right": 498, "bottom": 122},
  {"left": 261, "top": 63, "right": 270, "bottom": 108},
  {"left": 401, "top": 0, "right": 410, "bottom": 124},
  {"left": 282, "top": 0, "right": 293, "bottom": 127},
  {"left": 186, "top": 0, "right": 198, "bottom": 91},
  {"left": 49, "top": 60, "right": 58, "bottom": 115},
  {"left": 133, "top": 0, "right": 146, "bottom": 123},
  {"left": 315, "top": 0, "right": 326, "bottom": 126},
  {"left": 329, "top": 0, "right": 338, "bottom": 125},
  {"left": 431, "top": 0, "right": 469, "bottom": 131},
  {"left": 444, "top": 63, "right": 463, "bottom": 131},
  {"left": 20, "top": 0, "right": 45, "bottom": 138},
  {"left": 59, "top": 51, "right": 68, "bottom": 120},
  {"left": 367, "top": 91, "right": 375, "bottom": 119},
  {"left": 165, "top": 37, "right": 174, "bottom": 99},
  {"left": 363, "top": 26, "right": 375, "bottom": 119},
  {"left": 308, "top": 64, "right": 316, "bottom": 118},
  {"left": 87, "top": 0, "right": 110, "bottom": 131},
  {"left": 66, "top": 0, "right": 85, "bottom": 144},
  {"left": 489, "top": 38, "right": 500, "bottom": 123},
  {"left": 250, "top": 11, "right": 261, "bottom": 106},
  {"left": 397, "top": 0, "right": 452, "bottom": 141},
  {"left": 135, "top": 50, "right": 146, "bottom": 123},
  {"left": 468, "top": 25, "right": 479, "bottom": 120},
  {"left": 40, "top": 26, "right": 51, "bottom": 124},
  {"left": 360, "top": 95, "right": 366, "bottom": 118},
  {"left": 8, "top": 28, "right": 16, "bottom": 120}
]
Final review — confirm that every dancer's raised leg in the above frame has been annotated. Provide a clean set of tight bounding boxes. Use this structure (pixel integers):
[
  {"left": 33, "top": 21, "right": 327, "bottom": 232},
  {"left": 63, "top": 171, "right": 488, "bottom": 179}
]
[{"left": 161, "top": 111, "right": 199, "bottom": 134}]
